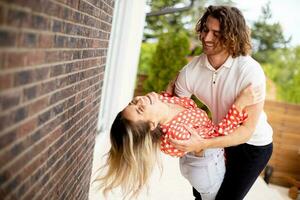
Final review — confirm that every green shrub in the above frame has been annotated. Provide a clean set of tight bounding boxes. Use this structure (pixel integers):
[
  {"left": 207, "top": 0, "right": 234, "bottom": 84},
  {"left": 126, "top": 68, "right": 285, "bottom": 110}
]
[
  {"left": 261, "top": 46, "right": 300, "bottom": 104},
  {"left": 143, "top": 31, "right": 190, "bottom": 93},
  {"left": 138, "top": 43, "right": 157, "bottom": 75}
]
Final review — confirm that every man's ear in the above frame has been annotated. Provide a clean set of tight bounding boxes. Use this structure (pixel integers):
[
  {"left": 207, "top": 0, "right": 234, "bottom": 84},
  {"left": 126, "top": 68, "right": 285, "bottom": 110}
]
[{"left": 149, "top": 121, "right": 157, "bottom": 131}]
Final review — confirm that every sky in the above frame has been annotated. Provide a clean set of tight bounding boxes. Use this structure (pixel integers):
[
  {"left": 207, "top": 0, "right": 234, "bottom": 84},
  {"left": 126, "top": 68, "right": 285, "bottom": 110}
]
[{"left": 233, "top": 0, "right": 300, "bottom": 46}]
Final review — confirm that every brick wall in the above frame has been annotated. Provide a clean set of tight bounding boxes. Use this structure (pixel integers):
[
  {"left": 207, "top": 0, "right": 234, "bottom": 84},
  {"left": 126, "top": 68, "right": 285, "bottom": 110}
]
[{"left": 0, "top": 0, "right": 114, "bottom": 199}]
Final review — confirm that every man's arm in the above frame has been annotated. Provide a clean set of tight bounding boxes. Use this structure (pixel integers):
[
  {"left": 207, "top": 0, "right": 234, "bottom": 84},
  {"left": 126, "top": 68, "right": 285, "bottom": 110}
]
[
  {"left": 169, "top": 101, "right": 264, "bottom": 152},
  {"left": 206, "top": 101, "right": 263, "bottom": 148}
]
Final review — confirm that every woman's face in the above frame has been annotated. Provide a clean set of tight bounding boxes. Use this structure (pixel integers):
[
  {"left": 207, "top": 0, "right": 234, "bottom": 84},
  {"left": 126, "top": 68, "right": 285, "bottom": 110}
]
[{"left": 122, "top": 92, "right": 161, "bottom": 123}]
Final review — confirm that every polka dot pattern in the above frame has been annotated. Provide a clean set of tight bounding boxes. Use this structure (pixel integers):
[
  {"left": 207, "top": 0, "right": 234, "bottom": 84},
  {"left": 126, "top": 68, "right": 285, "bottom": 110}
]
[{"left": 159, "top": 92, "right": 248, "bottom": 157}]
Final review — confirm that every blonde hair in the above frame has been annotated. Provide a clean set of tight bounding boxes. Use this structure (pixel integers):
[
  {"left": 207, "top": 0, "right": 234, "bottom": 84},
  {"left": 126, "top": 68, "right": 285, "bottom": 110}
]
[{"left": 96, "top": 112, "right": 162, "bottom": 199}]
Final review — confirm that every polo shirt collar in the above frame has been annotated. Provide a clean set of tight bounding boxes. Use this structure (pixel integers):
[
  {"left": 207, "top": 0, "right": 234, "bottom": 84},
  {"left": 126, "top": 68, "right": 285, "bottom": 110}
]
[{"left": 204, "top": 55, "right": 234, "bottom": 71}]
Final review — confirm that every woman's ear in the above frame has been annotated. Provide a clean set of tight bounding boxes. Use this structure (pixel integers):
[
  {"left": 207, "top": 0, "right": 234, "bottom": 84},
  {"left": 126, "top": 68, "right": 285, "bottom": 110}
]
[{"left": 149, "top": 121, "right": 157, "bottom": 131}]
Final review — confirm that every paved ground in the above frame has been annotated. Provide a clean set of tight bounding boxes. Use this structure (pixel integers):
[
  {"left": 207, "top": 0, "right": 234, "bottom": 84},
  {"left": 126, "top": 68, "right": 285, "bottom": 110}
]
[{"left": 89, "top": 133, "right": 291, "bottom": 200}]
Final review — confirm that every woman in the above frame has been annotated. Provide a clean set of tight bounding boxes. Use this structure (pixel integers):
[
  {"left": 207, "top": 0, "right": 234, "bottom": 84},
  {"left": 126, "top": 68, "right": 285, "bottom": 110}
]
[{"left": 97, "top": 85, "right": 263, "bottom": 200}]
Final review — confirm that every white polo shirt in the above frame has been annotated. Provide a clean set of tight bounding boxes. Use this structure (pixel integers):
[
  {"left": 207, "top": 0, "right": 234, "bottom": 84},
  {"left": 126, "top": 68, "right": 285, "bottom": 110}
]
[{"left": 175, "top": 54, "right": 273, "bottom": 146}]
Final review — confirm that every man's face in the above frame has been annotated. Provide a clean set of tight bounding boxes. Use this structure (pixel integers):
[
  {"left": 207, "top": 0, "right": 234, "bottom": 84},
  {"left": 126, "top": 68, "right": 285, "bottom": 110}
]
[{"left": 200, "top": 15, "right": 227, "bottom": 56}]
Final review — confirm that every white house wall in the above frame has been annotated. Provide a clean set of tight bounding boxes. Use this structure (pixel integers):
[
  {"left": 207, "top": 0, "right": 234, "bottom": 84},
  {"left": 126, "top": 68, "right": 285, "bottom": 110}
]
[{"left": 98, "top": 0, "right": 147, "bottom": 133}]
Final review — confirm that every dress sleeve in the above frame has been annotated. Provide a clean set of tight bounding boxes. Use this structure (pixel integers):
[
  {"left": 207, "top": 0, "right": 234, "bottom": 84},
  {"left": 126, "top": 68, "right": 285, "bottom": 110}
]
[
  {"left": 160, "top": 125, "right": 190, "bottom": 157},
  {"left": 160, "top": 91, "right": 173, "bottom": 97},
  {"left": 211, "top": 104, "right": 248, "bottom": 137}
]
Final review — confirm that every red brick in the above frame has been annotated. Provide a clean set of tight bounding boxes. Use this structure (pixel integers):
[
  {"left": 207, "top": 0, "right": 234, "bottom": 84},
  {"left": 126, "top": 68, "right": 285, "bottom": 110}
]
[
  {"left": 55, "top": 0, "right": 68, "bottom": 5},
  {"left": 5, "top": 52, "right": 27, "bottom": 69},
  {"left": 26, "top": 51, "right": 46, "bottom": 66},
  {"left": 79, "top": 1, "right": 95, "bottom": 16},
  {"left": 0, "top": 89, "right": 21, "bottom": 111},
  {"left": 42, "top": 120, "right": 95, "bottom": 199},
  {"left": 0, "top": 30, "right": 17, "bottom": 47},
  {"left": 52, "top": 20, "right": 63, "bottom": 33},
  {"left": 14, "top": 70, "right": 34, "bottom": 86},
  {"left": 14, "top": 107, "right": 28, "bottom": 124},
  {"left": 65, "top": 37, "right": 77, "bottom": 48},
  {"left": 86, "top": 0, "right": 103, "bottom": 10},
  {"left": 0, "top": 129, "right": 16, "bottom": 149},
  {"left": 67, "top": 0, "right": 80, "bottom": 10},
  {"left": 16, "top": 117, "right": 38, "bottom": 138},
  {"left": 32, "top": 15, "right": 50, "bottom": 31},
  {"left": 45, "top": 51, "right": 59, "bottom": 63},
  {"left": 50, "top": 64, "right": 65, "bottom": 77},
  {"left": 0, "top": 5, "right": 6, "bottom": 25},
  {"left": 0, "top": 0, "right": 113, "bottom": 198},
  {"left": 38, "top": 34, "right": 53, "bottom": 48},
  {"left": 35, "top": 67, "right": 50, "bottom": 81},
  {"left": 0, "top": 73, "right": 13, "bottom": 91},
  {"left": 23, "top": 86, "right": 37, "bottom": 102},
  {"left": 53, "top": 35, "right": 66, "bottom": 48},
  {"left": 0, "top": 115, "right": 11, "bottom": 132},
  {"left": 44, "top": 1, "right": 63, "bottom": 17},
  {"left": 0, "top": 52, "right": 5, "bottom": 69},
  {"left": 16, "top": 110, "right": 94, "bottom": 199},
  {"left": 18, "top": 32, "right": 38, "bottom": 48},
  {"left": 6, "top": 9, "right": 31, "bottom": 28},
  {"left": 39, "top": 79, "right": 56, "bottom": 95},
  {"left": 27, "top": 97, "right": 49, "bottom": 116}
]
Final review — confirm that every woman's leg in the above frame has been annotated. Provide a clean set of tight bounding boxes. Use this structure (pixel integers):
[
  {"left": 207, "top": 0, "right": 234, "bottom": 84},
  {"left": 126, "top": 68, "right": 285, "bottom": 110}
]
[
  {"left": 215, "top": 143, "right": 273, "bottom": 200},
  {"left": 180, "top": 148, "right": 225, "bottom": 200}
]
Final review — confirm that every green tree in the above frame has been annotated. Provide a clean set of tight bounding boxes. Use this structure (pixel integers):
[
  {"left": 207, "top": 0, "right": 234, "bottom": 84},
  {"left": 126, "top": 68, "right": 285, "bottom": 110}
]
[
  {"left": 262, "top": 46, "right": 300, "bottom": 103},
  {"left": 251, "top": 2, "right": 291, "bottom": 63},
  {"left": 144, "top": 0, "right": 235, "bottom": 41},
  {"left": 138, "top": 43, "right": 157, "bottom": 75},
  {"left": 145, "top": 0, "right": 188, "bottom": 40},
  {"left": 143, "top": 31, "right": 190, "bottom": 92}
]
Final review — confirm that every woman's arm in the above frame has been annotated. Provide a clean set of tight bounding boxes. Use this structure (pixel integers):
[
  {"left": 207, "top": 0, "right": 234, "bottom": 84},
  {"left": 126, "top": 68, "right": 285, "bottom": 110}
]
[
  {"left": 210, "top": 105, "right": 247, "bottom": 137},
  {"left": 168, "top": 85, "right": 264, "bottom": 152},
  {"left": 210, "top": 84, "right": 263, "bottom": 136},
  {"left": 168, "top": 102, "right": 264, "bottom": 152},
  {"left": 204, "top": 101, "right": 264, "bottom": 148}
]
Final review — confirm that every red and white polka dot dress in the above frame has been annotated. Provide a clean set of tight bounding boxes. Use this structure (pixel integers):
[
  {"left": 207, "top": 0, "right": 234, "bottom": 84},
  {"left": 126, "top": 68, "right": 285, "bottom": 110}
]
[{"left": 159, "top": 92, "right": 248, "bottom": 157}]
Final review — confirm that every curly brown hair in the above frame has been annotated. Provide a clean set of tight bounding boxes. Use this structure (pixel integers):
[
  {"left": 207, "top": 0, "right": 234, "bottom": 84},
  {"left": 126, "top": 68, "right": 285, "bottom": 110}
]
[{"left": 195, "top": 5, "right": 252, "bottom": 57}]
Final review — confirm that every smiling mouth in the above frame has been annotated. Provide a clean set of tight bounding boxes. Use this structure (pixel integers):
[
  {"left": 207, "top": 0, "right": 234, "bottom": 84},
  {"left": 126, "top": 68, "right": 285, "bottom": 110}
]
[{"left": 204, "top": 44, "right": 214, "bottom": 48}]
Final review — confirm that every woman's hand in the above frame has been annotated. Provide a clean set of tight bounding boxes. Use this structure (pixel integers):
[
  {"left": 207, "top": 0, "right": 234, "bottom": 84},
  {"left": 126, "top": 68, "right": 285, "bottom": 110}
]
[{"left": 234, "top": 84, "right": 264, "bottom": 111}]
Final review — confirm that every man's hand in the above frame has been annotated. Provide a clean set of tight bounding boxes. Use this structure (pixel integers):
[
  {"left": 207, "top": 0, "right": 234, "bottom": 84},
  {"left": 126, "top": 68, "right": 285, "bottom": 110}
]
[{"left": 168, "top": 125, "right": 208, "bottom": 153}]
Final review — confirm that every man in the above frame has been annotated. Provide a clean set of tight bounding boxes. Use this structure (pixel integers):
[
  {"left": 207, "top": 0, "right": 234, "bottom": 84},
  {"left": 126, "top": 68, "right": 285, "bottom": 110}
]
[{"left": 169, "top": 5, "right": 273, "bottom": 200}]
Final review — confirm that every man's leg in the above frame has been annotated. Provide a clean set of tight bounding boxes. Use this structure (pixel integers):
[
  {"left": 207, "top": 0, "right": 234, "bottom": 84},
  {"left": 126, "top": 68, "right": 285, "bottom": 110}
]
[
  {"left": 215, "top": 143, "right": 273, "bottom": 200},
  {"left": 193, "top": 187, "right": 202, "bottom": 200}
]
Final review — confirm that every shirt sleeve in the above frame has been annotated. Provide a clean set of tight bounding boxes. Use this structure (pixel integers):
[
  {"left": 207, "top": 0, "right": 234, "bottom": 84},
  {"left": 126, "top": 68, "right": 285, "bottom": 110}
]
[
  {"left": 211, "top": 105, "right": 248, "bottom": 137},
  {"left": 237, "top": 58, "right": 267, "bottom": 101},
  {"left": 174, "top": 62, "right": 194, "bottom": 98}
]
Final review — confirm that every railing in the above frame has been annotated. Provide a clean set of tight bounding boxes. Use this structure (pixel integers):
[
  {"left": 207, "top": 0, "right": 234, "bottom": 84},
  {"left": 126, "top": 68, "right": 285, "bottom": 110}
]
[{"left": 264, "top": 100, "right": 300, "bottom": 187}]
